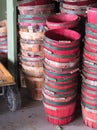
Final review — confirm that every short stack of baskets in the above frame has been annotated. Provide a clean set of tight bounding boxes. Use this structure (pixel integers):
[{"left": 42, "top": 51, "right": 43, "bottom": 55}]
[
  {"left": 60, "top": 0, "right": 97, "bottom": 39},
  {"left": 18, "top": 0, "right": 54, "bottom": 100},
  {"left": 0, "top": 20, "right": 7, "bottom": 64},
  {"left": 60, "top": 0, "right": 96, "bottom": 17},
  {"left": 82, "top": 8, "right": 97, "bottom": 129},
  {"left": 43, "top": 26, "right": 81, "bottom": 125}
]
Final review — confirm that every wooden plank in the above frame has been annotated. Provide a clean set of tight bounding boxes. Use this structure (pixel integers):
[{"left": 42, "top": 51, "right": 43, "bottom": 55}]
[{"left": 0, "top": 62, "right": 15, "bottom": 86}]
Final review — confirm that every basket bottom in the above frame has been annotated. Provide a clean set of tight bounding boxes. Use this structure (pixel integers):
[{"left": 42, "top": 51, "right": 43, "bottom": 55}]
[
  {"left": 82, "top": 104, "right": 97, "bottom": 128},
  {"left": 46, "top": 114, "right": 74, "bottom": 125},
  {"left": 83, "top": 118, "right": 97, "bottom": 129}
]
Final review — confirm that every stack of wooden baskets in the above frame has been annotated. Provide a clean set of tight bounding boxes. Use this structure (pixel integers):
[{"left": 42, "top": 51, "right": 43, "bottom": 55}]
[
  {"left": 60, "top": 0, "right": 96, "bottom": 17},
  {"left": 59, "top": 0, "right": 97, "bottom": 39},
  {"left": 18, "top": 0, "right": 54, "bottom": 100},
  {"left": 0, "top": 20, "right": 7, "bottom": 62},
  {"left": 43, "top": 27, "right": 81, "bottom": 125},
  {"left": 82, "top": 8, "right": 97, "bottom": 129}
]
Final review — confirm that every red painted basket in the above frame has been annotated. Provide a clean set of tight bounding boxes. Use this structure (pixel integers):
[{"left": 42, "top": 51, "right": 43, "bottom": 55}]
[
  {"left": 82, "top": 104, "right": 97, "bottom": 128},
  {"left": 85, "top": 44, "right": 97, "bottom": 53},
  {"left": 82, "top": 75, "right": 97, "bottom": 86},
  {"left": 60, "top": 6, "right": 86, "bottom": 17},
  {"left": 86, "top": 30, "right": 97, "bottom": 40},
  {"left": 18, "top": 0, "right": 52, "bottom": 6},
  {"left": 87, "top": 8, "right": 97, "bottom": 24},
  {"left": 82, "top": 82, "right": 97, "bottom": 92},
  {"left": 60, "top": 3, "right": 87, "bottom": 16},
  {"left": 46, "top": 13, "right": 79, "bottom": 29},
  {"left": 0, "top": 43, "right": 7, "bottom": 50},
  {"left": 84, "top": 49, "right": 97, "bottom": 63},
  {"left": 82, "top": 85, "right": 97, "bottom": 99},
  {"left": 0, "top": 36, "right": 7, "bottom": 42},
  {"left": 44, "top": 61, "right": 79, "bottom": 73},
  {"left": 85, "top": 36, "right": 97, "bottom": 49},
  {"left": 83, "top": 65, "right": 97, "bottom": 76},
  {"left": 18, "top": 1, "right": 35, "bottom": 6},
  {"left": 18, "top": 4, "right": 54, "bottom": 15},
  {"left": 44, "top": 29, "right": 80, "bottom": 48},
  {"left": 44, "top": 49, "right": 79, "bottom": 62},
  {"left": 83, "top": 69, "right": 97, "bottom": 81},
  {"left": 83, "top": 60, "right": 97, "bottom": 71},
  {"left": 44, "top": 73, "right": 78, "bottom": 84},
  {"left": 43, "top": 98, "right": 76, "bottom": 125},
  {"left": 83, "top": 53, "right": 97, "bottom": 64},
  {"left": 86, "top": 22, "right": 97, "bottom": 34},
  {"left": 42, "top": 87, "right": 76, "bottom": 103},
  {"left": 44, "top": 38, "right": 79, "bottom": 49},
  {"left": 63, "top": 0, "right": 96, "bottom": 5},
  {"left": 43, "top": 84, "right": 77, "bottom": 97},
  {"left": 83, "top": 71, "right": 97, "bottom": 82},
  {"left": 44, "top": 43, "right": 79, "bottom": 55},
  {"left": 44, "top": 80, "right": 78, "bottom": 90},
  {"left": 44, "top": 68, "right": 78, "bottom": 79},
  {"left": 82, "top": 98, "right": 97, "bottom": 109},
  {"left": 62, "top": 0, "right": 90, "bottom": 6},
  {"left": 44, "top": 57, "right": 79, "bottom": 69}
]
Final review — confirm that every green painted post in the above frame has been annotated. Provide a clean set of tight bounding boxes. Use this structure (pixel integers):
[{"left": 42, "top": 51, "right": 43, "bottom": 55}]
[{"left": 7, "top": 0, "right": 18, "bottom": 81}]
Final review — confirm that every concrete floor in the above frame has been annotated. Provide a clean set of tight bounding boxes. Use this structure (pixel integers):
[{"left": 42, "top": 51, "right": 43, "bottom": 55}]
[{"left": 0, "top": 88, "right": 94, "bottom": 130}]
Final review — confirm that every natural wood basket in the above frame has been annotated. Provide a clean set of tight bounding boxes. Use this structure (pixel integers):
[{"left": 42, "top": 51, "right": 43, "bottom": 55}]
[{"left": 0, "top": 20, "right": 7, "bottom": 33}]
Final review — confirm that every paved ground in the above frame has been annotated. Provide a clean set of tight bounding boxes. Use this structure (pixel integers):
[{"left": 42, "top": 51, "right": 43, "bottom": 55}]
[{"left": 0, "top": 88, "right": 94, "bottom": 130}]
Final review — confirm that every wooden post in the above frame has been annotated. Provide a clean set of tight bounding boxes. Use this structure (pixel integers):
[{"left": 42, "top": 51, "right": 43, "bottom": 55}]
[{"left": 6, "top": 0, "right": 18, "bottom": 81}]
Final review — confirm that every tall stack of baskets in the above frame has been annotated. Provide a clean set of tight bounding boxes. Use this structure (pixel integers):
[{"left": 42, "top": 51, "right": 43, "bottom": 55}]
[
  {"left": 18, "top": 0, "right": 54, "bottom": 100},
  {"left": 82, "top": 8, "right": 97, "bottom": 129},
  {"left": 0, "top": 20, "right": 7, "bottom": 64},
  {"left": 42, "top": 13, "right": 81, "bottom": 125},
  {"left": 58, "top": 0, "right": 97, "bottom": 111}
]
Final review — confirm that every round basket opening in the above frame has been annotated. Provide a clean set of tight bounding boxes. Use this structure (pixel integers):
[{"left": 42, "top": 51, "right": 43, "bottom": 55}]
[{"left": 45, "top": 29, "right": 80, "bottom": 43}]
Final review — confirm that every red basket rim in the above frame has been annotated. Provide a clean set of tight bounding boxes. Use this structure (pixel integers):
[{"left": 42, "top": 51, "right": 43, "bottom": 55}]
[{"left": 44, "top": 29, "right": 81, "bottom": 45}]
